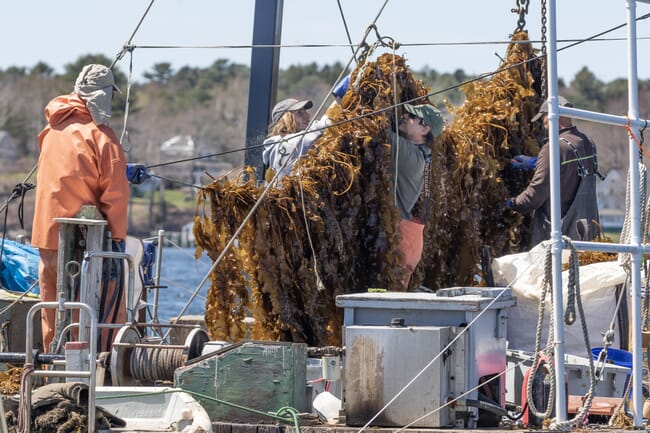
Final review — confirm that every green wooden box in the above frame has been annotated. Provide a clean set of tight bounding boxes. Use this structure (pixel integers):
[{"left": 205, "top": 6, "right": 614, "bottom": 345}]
[{"left": 174, "top": 340, "right": 308, "bottom": 423}]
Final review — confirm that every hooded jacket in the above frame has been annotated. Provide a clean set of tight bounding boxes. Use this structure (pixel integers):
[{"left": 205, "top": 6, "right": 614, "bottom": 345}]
[{"left": 31, "top": 94, "right": 130, "bottom": 249}]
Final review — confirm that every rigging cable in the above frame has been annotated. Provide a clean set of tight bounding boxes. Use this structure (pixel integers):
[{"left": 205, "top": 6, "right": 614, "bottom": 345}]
[
  {"left": 336, "top": 0, "right": 357, "bottom": 64},
  {"left": 142, "top": 12, "right": 650, "bottom": 176},
  {"left": 109, "top": 0, "right": 156, "bottom": 153},
  {"left": 110, "top": 0, "right": 156, "bottom": 69},
  {"left": 129, "top": 35, "right": 650, "bottom": 52}
]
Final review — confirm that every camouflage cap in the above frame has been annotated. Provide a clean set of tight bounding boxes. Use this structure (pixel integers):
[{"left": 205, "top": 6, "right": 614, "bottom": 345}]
[{"left": 404, "top": 103, "right": 444, "bottom": 138}]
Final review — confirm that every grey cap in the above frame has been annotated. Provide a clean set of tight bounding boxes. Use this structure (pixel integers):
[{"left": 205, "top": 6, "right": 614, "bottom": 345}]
[
  {"left": 74, "top": 64, "right": 122, "bottom": 95},
  {"left": 404, "top": 103, "right": 444, "bottom": 138},
  {"left": 271, "top": 98, "right": 313, "bottom": 124},
  {"left": 531, "top": 96, "right": 573, "bottom": 122}
]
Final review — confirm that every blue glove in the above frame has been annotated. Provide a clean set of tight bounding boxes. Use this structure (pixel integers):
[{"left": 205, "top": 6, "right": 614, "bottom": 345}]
[
  {"left": 511, "top": 155, "right": 537, "bottom": 170},
  {"left": 126, "top": 163, "right": 151, "bottom": 184},
  {"left": 332, "top": 74, "right": 350, "bottom": 99},
  {"left": 505, "top": 198, "right": 514, "bottom": 208}
]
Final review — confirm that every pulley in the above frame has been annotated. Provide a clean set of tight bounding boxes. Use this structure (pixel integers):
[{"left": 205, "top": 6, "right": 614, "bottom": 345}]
[{"left": 110, "top": 325, "right": 209, "bottom": 386}]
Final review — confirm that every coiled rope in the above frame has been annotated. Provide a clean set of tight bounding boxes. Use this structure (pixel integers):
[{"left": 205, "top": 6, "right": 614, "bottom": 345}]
[{"left": 527, "top": 238, "right": 596, "bottom": 430}]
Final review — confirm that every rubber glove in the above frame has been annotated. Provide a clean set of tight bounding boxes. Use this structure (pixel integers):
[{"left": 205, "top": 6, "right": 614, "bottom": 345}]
[
  {"left": 126, "top": 163, "right": 151, "bottom": 184},
  {"left": 505, "top": 198, "right": 514, "bottom": 208},
  {"left": 511, "top": 155, "right": 537, "bottom": 170},
  {"left": 332, "top": 74, "right": 350, "bottom": 99}
]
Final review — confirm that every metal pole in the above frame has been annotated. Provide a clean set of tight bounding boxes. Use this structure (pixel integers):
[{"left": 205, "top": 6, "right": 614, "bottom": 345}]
[
  {"left": 153, "top": 229, "right": 165, "bottom": 324},
  {"left": 626, "top": 0, "right": 643, "bottom": 426},
  {"left": 244, "top": 0, "right": 284, "bottom": 182},
  {"left": 545, "top": 0, "right": 568, "bottom": 421}
]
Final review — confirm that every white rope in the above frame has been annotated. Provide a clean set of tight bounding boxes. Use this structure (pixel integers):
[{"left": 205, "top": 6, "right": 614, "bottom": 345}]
[
  {"left": 618, "top": 162, "right": 648, "bottom": 271},
  {"left": 526, "top": 239, "right": 598, "bottom": 430}
]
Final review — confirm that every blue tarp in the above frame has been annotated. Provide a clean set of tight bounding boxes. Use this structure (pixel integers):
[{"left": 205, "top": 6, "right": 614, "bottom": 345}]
[{"left": 0, "top": 239, "right": 40, "bottom": 295}]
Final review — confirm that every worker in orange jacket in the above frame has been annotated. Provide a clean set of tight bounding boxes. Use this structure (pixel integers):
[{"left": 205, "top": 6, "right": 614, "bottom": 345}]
[{"left": 32, "top": 64, "right": 131, "bottom": 353}]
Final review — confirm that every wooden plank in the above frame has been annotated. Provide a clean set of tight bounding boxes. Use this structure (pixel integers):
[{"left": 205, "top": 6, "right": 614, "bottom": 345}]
[{"left": 568, "top": 394, "right": 621, "bottom": 416}]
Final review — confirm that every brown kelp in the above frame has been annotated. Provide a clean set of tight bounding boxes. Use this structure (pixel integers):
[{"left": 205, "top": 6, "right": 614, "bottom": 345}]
[
  {"left": 195, "top": 32, "right": 546, "bottom": 346},
  {"left": 195, "top": 53, "right": 431, "bottom": 346},
  {"left": 418, "top": 31, "right": 544, "bottom": 290}
]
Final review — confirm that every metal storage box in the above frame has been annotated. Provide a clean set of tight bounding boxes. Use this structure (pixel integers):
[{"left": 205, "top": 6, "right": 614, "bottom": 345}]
[
  {"left": 344, "top": 325, "right": 456, "bottom": 427},
  {"left": 337, "top": 287, "right": 516, "bottom": 428}
]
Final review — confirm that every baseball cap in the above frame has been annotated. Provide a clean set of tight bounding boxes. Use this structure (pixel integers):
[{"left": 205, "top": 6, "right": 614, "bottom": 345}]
[
  {"left": 531, "top": 96, "right": 573, "bottom": 122},
  {"left": 74, "top": 64, "right": 122, "bottom": 95},
  {"left": 271, "top": 98, "right": 313, "bottom": 124},
  {"left": 403, "top": 103, "right": 444, "bottom": 138}
]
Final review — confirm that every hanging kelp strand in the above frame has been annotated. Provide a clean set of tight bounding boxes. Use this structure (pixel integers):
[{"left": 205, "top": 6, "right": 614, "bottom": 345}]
[
  {"left": 195, "top": 53, "right": 432, "bottom": 346},
  {"left": 418, "top": 31, "right": 545, "bottom": 290}
]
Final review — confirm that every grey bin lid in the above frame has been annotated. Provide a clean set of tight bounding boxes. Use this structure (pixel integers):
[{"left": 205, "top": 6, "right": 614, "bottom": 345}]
[{"left": 335, "top": 286, "right": 516, "bottom": 311}]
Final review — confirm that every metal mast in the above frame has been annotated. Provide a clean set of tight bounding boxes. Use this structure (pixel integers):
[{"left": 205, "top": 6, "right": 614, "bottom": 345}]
[{"left": 244, "top": 0, "right": 284, "bottom": 182}]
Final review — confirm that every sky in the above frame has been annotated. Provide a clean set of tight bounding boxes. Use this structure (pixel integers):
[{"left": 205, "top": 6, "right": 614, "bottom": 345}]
[{"left": 2, "top": 0, "right": 650, "bottom": 85}]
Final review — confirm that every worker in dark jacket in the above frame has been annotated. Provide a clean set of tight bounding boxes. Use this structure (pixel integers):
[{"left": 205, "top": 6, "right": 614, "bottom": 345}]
[{"left": 507, "top": 96, "right": 600, "bottom": 246}]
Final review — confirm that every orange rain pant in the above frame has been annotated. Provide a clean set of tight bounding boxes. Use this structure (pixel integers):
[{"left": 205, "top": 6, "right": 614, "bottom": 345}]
[
  {"left": 397, "top": 218, "right": 424, "bottom": 290},
  {"left": 38, "top": 248, "right": 58, "bottom": 353}
]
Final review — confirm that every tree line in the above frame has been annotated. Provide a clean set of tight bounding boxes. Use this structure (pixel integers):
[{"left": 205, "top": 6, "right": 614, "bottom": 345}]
[{"left": 1, "top": 53, "right": 650, "bottom": 181}]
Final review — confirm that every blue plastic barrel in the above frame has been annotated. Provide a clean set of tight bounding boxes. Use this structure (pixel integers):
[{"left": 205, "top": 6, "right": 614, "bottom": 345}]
[{"left": 591, "top": 347, "right": 633, "bottom": 369}]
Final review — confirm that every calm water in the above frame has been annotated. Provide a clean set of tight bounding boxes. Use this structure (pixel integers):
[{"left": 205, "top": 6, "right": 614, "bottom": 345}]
[{"left": 152, "top": 247, "right": 213, "bottom": 322}]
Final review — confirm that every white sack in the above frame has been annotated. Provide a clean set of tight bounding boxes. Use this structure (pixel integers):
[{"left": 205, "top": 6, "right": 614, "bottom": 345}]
[{"left": 491, "top": 242, "right": 628, "bottom": 356}]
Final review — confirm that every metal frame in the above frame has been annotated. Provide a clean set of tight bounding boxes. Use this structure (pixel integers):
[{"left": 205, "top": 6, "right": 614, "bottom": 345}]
[
  {"left": 23, "top": 302, "right": 98, "bottom": 433},
  {"left": 545, "top": 0, "right": 649, "bottom": 425}
]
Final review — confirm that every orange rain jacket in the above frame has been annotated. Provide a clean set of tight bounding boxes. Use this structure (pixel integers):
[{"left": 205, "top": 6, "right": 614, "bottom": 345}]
[{"left": 32, "top": 94, "right": 130, "bottom": 249}]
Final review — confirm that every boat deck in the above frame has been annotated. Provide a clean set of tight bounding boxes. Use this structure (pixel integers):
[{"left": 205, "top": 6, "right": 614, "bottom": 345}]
[{"left": 211, "top": 423, "right": 621, "bottom": 433}]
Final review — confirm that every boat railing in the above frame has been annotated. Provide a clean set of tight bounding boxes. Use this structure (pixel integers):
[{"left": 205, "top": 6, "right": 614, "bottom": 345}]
[{"left": 22, "top": 301, "right": 98, "bottom": 433}]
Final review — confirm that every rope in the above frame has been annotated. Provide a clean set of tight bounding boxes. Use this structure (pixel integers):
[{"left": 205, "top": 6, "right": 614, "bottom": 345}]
[
  {"left": 17, "top": 362, "right": 34, "bottom": 433},
  {"left": 523, "top": 239, "right": 597, "bottom": 429},
  {"left": 609, "top": 374, "right": 634, "bottom": 427},
  {"left": 526, "top": 243, "right": 556, "bottom": 420},
  {"left": 119, "top": 50, "right": 135, "bottom": 152},
  {"left": 0, "top": 180, "right": 36, "bottom": 272},
  {"left": 555, "top": 238, "right": 596, "bottom": 429},
  {"left": 618, "top": 162, "right": 647, "bottom": 272}
]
